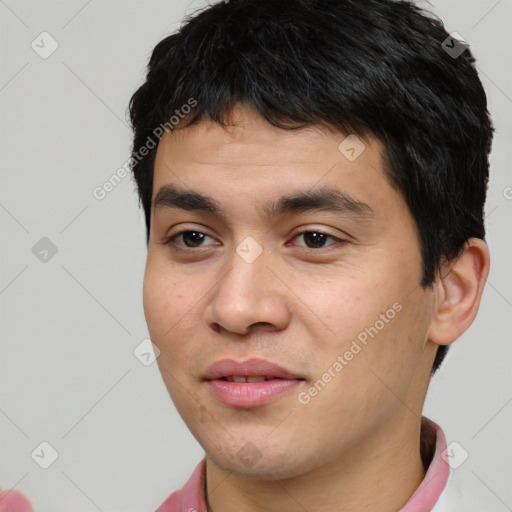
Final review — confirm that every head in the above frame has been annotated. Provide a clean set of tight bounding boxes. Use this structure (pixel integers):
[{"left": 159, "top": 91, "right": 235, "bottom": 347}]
[{"left": 129, "top": 0, "right": 491, "bottom": 478}]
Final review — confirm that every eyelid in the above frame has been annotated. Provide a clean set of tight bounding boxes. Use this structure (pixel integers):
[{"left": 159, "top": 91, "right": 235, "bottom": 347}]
[
  {"left": 289, "top": 225, "right": 344, "bottom": 238},
  {"left": 162, "top": 229, "right": 218, "bottom": 247},
  {"left": 161, "top": 222, "right": 216, "bottom": 239},
  {"left": 287, "top": 231, "right": 344, "bottom": 249}
]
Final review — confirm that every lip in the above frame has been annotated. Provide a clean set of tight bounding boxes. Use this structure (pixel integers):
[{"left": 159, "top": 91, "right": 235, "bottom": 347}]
[
  {"left": 203, "top": 357, "right": 305, "bottom": 408},
  {"left": 203, "top": 357, "right": 303, "bottom": 380}
]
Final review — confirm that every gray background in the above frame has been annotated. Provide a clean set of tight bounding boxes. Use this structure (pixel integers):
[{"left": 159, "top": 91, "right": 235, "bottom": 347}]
[{"left": 0, "top": 1, "right": 510, "bottom": 510}]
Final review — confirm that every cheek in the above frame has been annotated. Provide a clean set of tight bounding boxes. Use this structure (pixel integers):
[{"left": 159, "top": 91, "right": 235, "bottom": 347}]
[
  {"left": 292, "top": 272, "right": 389, "bottom": 348},
  {"left": 335, "top": 294, "right": 431, "bottom": 406},
  {"left": 142, "top": 264, "right": 193, "bottom": 342},
  {"left": 302, "top": 270, "right": 427, "bottom": 381},
  {"left": 143, "top": 267, "right": 202, "bottom": 401},
  {"left": 142, "top": 261, "right": 218, "bottom": 390}
]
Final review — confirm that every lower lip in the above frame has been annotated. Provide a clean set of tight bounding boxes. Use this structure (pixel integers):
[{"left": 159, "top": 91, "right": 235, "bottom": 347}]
[{"left": 207, "top": 379, "right": 303, "bottom": 408}]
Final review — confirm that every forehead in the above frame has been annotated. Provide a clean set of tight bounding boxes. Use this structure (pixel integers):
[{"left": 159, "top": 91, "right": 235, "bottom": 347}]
[
  {"left": 156, "top": 108, "right": 377, "bottom": 170},
  {"left": 151, "top": 107, "right": 402, "bottom": 222}
]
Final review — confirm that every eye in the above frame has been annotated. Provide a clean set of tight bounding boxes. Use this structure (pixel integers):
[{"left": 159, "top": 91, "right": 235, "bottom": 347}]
[
  {"left": 162, "top": 229, "right": 344, "bottom": 251},
  {"left": 164, "top": 230, "right": 218, "bottom": 248},
  {"left": 289, "top": 231, "right": 343, "bottom": 249}
]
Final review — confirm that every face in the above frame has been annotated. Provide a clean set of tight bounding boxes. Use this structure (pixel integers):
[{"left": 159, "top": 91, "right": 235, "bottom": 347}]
[{"left": 143, "top": 106, "right": 438, "bottom": 479}]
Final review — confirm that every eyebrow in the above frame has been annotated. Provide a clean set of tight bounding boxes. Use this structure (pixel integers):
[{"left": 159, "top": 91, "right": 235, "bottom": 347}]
[{"left": 153, "top": 184, "right": 374, "bottom": 219}]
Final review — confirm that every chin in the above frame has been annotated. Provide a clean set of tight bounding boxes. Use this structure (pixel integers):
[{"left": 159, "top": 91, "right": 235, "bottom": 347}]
[{"left": 206, "top": 443, "right": 314, "bottom": 481}]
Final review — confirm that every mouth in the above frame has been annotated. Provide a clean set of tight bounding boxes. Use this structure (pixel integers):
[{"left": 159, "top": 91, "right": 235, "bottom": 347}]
[
  {"left": 203, "top": 358, "right": 306, "bottom": 408},
  {"left": 219, "top": 376, "right": 285, "bottom": 382},
  {"left": 206, "top": 377, "right": 304, "bottom": 408},
  {"left": 203, "top": 357, "right": 304, "bottom": 380}
]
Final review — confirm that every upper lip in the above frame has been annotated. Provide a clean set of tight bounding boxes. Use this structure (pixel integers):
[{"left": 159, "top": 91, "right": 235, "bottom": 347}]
[{"left": 203, "top": 358, "right": 304, "bottom": 380}]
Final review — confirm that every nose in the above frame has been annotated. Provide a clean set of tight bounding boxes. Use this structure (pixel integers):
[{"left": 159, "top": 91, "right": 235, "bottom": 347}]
[{"left": 204, "top": 243, "right": 292, "bottom": 337}]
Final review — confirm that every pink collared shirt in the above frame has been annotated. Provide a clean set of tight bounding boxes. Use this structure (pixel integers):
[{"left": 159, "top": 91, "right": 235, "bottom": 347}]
[{"left": 155, "top": 417, "right": 453, "bottom": 512}]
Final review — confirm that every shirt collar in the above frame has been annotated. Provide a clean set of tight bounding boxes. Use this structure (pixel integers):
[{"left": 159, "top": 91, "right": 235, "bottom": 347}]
[{"left": 398, "top": 416, "right": 450, "bottom": 511}]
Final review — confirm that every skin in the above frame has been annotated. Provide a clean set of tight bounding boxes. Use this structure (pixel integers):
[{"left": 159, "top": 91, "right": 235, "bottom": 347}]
[{"left": 143, "top": 105, "right": 489, "bottom": 512}]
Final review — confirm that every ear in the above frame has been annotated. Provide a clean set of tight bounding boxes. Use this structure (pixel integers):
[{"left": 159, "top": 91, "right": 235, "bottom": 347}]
[{"left": 427, "top": 238, "right": 490, "bottom": 346}]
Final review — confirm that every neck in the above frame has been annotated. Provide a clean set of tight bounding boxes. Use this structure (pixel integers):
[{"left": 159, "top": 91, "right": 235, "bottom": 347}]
[{"left": 205, "top": 414, "right": 430, "bottom": 512}]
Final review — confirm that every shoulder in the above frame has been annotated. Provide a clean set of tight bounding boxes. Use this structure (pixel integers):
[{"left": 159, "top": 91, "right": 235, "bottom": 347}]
[
  {"left": 432, "top": 466, "right": 498, "bottom": 512},
  {"left": 154, "top": 457, "right": 207, "bottom": 512},
  {"left": 155, "top": 488, "right": 182, "bottom": 512},
  {"left": 0, "top": 488, "right": 35, "bottom": 512}
]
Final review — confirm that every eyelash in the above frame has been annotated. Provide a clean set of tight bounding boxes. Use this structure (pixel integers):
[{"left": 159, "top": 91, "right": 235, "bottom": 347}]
[{"left": 162, "top": 229, "right": 345, "bottom": 252}]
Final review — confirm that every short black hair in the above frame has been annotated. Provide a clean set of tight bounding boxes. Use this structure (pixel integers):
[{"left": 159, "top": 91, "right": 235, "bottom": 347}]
[{"left": 129, "top": 0, "right": 493, "bottom": 374}]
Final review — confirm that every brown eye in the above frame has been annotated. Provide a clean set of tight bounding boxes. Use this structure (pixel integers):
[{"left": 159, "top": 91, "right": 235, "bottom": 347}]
[
  {"left": 165, "top": 231, "right": 217, "bottom": 248},
  {"left": 292, "top": 231, "right": 341, "bottom": 249}
]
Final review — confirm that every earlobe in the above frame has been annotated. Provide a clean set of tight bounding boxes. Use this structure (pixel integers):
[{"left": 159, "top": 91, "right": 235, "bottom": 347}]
[{"left": 427, "top": 238, "right": 490, "bottom": 346}]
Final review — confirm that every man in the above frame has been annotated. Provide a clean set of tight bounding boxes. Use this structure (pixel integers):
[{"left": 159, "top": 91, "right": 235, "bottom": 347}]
[{"left": 128, "top": 0, "right": 493, "bottom": 510}]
